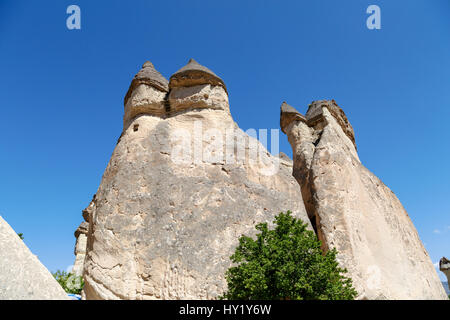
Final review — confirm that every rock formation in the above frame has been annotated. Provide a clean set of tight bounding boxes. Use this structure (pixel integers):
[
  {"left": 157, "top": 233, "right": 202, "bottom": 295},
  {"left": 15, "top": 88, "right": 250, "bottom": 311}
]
[
  {"left": 81, "top": 59, "right": 311, "bottom": 299},
  {"left": 440, "top": 257, "right": 450, "bottom": 291},
  {"left": 72, "top": 221, "right": 88, "bottom": 276},
  {"left": 0, "top": 216, "right": 68, "bottom": 300},
  {"left": 280, "top": 100, "right": 448, "bottom": 300},
  {"left": 72, "top": 198, "right": 93, "bottom": 278}
]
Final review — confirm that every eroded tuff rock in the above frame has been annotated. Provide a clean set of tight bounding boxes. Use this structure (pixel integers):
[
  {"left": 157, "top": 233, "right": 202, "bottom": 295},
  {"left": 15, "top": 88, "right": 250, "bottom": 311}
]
[
  {"left": 124, "top": 61, "right": 169, "bottom": 127},
  {"left": 280, "top": 100, "right": 447, "bottom": 300},
  {"left": 169, "top": 58, "right": 227, "bottom": 93},
  {"left": 81, "top": 60, "right": 311, "bottom": 300},
  {"left": 0, "top": 216, "right": 68, "bottom": 300},
  {"left": 72, "top": 221, "right": 88, "bottom": 277},
  {"left": 440, "top": 257, "right": 450, "bottom": 290}
]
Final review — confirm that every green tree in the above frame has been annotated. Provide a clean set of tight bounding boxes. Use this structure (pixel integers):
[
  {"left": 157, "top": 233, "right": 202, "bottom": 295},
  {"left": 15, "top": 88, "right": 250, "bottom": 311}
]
[
  {"left": 17, "top": 233, "right": 24, "bottom": 240},
  {"left": 221, "top": 211, "right": 357, "bottom": 300},
  {"left": 52, "top": 270, "right": 84, "bottom": 295}
]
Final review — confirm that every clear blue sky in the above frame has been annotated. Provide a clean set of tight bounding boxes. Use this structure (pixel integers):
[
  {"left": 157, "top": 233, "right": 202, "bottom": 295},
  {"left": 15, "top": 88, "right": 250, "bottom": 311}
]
[{"left": 0, "top": 1, "right": 449, "bottom": 281}]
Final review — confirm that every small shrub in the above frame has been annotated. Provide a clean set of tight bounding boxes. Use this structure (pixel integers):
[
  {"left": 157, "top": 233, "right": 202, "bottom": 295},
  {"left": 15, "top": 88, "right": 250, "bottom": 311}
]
[
  {"left": 52, "top": 270, "right": 84, "bottom": 295},
  {"left": 221, "top": 211, "right": 357, "bottom": 300}
]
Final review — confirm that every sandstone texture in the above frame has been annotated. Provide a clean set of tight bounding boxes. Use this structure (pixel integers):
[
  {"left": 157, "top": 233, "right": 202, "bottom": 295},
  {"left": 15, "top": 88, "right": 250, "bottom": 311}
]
[
  {"left": 81, "top": 60, "right": 311, "bottom": 300},
  {"left": 440, "top": 257, "right": 450, "bottom": 290},
  {"left": 0, "top": 216, "right": 69, "bottom": 300},
  {"left": 280, "top": 100, "right": 447, "bottom": 300}
]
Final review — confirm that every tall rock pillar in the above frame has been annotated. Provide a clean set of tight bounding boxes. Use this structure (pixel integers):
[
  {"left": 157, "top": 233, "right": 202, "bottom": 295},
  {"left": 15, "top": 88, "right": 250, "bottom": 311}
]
[
  {"left": 72, "top": 221, "right": 88, "bottom": 276},
  {"left": 440, "top": 257, "right": 450, "bottom": 291},
  {"left": 280, "top": 100, "right": 447, "bottom": 300}
]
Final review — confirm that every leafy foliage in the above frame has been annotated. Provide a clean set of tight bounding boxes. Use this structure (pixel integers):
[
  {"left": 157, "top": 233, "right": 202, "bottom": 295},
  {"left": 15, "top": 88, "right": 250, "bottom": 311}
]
[
  {"left": 17, "top": 233, "right": 24, "bottom": 240},
  {"left": 52, "top": 270, "right": 84, "bottom": 295},
  {"left": 221, "top": 211, "right": 357, "bottom": 300}
]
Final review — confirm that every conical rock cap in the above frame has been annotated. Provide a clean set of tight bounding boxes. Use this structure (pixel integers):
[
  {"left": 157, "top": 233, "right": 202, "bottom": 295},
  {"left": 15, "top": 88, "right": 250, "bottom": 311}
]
[
  {"left": 280, "top": 101, "right": 306, "bottom": 134},
  {"left": 169, "top": 59, "right": 227, "bottom": 93},
  {"left": 124, "top": 61, "right": 169, "bottom": 105}
]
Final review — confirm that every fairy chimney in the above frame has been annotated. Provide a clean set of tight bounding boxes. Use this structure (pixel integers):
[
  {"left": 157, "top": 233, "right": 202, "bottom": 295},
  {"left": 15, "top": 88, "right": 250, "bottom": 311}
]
[
  {"left": 280, "top": 99, "right": 448, "bottom": 300},
  {"left": 123, "top": 61, "right": 169, "bottom": 128},
  {"left": 72, "top": 221, "right": 88, "bottom": 277},
  {"left": 440, "top": 257, "right": 450, "bottom": 290},
  {"left": 81, "top": 59, "right": 310, "bottom": 300}
]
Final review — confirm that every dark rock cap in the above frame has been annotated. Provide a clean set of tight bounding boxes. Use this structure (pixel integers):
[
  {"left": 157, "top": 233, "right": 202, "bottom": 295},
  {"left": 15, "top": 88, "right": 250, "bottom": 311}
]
[
  {"left": 281, "top": 101, "right": 301, "bottom": 115},
  {"left": 74, "top": 221, "right": 89, "bottom": 238},
  {"left": 306, "top": 100, "right": 356, "bottom": 149},
  {"left": 169, "top": 58, "right": 227, "bottom": 93},
  {"left": 440, "top": 257, "right": 450, "bottom": 271},
  {"left": 280, "top": 100, "right": 357, "bottom": 149},
  {"left": 280, "top": 101, "right": 306, "bottom": 134},
  {"left": 124, "top": 61, "right": 169, "bottom": 105}
]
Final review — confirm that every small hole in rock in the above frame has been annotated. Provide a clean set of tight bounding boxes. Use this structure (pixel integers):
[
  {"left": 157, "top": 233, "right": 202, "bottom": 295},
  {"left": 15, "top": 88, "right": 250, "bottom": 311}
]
[{"left": 133, "top": 124, "right": 139, "bottom": 132}]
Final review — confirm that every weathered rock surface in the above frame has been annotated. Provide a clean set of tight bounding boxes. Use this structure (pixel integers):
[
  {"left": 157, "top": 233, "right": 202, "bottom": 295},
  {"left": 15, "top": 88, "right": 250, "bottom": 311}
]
[
  {"left": 169, "top": 58, "right": 227, "bottom": 93},
  {"left": 123, "top": 61, "right": 169, "bottom": 127},
  {"left": 440, "top": 257, "right": 450, "bottom": 291},
  {"left": 280, "top": 100, "right": 447, "bottom": 300},
  {"left": 72, "top": 221, "right": 88, "bottom": 276},
  {"left": 0, "top": 216, "right": 69, "bottom": 300},
  {"left": 82, "top": 60, "right": 311, "bottom": 300}
]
